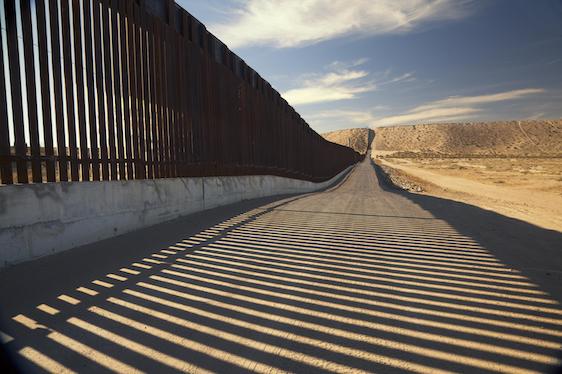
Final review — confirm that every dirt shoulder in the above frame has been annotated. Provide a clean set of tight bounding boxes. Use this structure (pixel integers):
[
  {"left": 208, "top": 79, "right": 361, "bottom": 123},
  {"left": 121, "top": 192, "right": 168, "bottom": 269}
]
[{"left": 375, "top": 157, "right": 562, "bottom": 232}]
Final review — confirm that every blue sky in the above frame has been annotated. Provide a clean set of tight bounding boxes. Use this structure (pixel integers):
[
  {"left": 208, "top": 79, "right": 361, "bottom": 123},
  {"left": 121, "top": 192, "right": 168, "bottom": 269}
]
[{"left": 178, "top": 0, "right": 562, "bottom": 133}]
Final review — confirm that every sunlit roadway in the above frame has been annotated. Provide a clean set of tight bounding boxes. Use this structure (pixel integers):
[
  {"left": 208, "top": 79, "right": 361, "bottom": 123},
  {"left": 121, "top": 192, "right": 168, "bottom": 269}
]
[{"left": 1, "top": 158, "right": 562, "bottom": 373}]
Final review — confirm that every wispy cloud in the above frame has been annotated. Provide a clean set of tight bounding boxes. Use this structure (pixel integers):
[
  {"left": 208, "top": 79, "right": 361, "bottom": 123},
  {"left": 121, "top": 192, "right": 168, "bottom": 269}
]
[
  {"left": 380, "top": 72, "right": 417, "bottom": 85},
  {"left": 372, "top": 88, "right": 546, "bottom": 127},
  {"left": 212, "top": 0, "right": 474, "bottom": 48},
  {"left": 303, "top": 109, "right": 379, "bottom": 132},
  {"left": 327, "top": 58, "right": 370, "bottom": 70},
  {"left": 414, "top": 88, "right": 545, "bottom": 110},
  {"left": 304, "top": 88, "right": 546, "bottom": 131},
  {"left": 307, "top": 110, "right": 377, "bottom": 124},
  {"left": 526, "top": 112, "right": 546, "bottom": 120},
  {"left": 373, "top": 107, "right": 480, "bottom": 127},
  {"left": 282, "top": 59, "right": 413, "bottom": 106},
  {"left": 282, "top": 61, "right": 375, "bottom": 106}
]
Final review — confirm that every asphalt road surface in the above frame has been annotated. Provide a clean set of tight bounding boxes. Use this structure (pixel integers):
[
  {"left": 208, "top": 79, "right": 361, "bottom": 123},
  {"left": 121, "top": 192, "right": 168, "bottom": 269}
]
[{"left": 1, "top": 158, "right": 562, "bottom": 373}]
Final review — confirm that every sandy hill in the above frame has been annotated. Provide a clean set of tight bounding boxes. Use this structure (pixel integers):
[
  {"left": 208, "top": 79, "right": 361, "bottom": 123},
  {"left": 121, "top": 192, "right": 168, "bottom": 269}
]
[
  {"left": 322, "top": 128, "right": 374, "bottom": 155},
  {"left": 373, "top": 120, "right": 562, "bottom": 157}
]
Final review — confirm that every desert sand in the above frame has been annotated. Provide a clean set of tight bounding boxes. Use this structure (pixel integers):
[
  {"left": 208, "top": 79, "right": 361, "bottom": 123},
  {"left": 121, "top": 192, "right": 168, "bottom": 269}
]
[
  {"left": 378, "top": 157, "right": 562, "bottom": 231},
  {"left": 366, "top": 120, "right": 562, "bottom": 232}
]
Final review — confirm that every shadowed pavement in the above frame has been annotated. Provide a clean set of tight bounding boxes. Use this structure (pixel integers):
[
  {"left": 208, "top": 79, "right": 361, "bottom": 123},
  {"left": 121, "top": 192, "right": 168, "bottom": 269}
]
[{"left": 1, "top": 157, "right": 562, "bottom": 373}]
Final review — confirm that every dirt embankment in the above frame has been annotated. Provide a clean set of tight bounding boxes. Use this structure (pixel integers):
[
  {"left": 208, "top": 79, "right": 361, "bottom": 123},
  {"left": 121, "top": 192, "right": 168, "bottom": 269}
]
[
  {"left": 375, "top": 160, "right": 426, "bottom": 193},
  {"left": 322, "top": 128, "right": 374, "bottom": 155},
  {"left": 371, "top": 119, "right": 562, "bottom": 232},
  {"left": 372, "top": 120, "right": 562, "bottom": 158}
]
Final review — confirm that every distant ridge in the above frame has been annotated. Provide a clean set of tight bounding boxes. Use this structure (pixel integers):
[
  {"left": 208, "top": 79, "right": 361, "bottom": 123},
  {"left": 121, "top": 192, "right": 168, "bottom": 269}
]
[
  {"left": 372, "top": 119, "right": 562, "bottom": 157},
  {"left": 322, "top": 128, "right": 374, "bottom": 155}
]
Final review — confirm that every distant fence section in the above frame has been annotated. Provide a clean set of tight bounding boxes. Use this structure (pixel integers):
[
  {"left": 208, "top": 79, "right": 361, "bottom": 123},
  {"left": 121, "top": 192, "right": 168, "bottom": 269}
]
[{"left": 0, "top": 0, "right": 360, "bottom": 185}]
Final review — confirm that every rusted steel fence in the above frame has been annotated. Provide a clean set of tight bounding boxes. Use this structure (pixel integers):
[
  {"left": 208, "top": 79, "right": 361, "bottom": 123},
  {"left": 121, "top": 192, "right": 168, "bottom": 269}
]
[{"left": 0, "top": 0, "right": 360, "bottom": 185}]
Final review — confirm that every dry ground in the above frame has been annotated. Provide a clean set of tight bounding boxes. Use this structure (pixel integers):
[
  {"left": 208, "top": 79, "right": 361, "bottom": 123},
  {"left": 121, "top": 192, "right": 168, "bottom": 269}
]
[
  {"left": 377, "top": 157, "right": 562, "bottom": 232},
  {"left": 369, "top": 120, "right": 562, "bottom": 232}
]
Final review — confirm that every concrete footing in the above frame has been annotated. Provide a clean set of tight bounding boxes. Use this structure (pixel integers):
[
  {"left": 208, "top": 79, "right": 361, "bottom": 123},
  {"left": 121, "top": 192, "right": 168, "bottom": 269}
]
[{"left": 0, "top": 167, "right": 352, "bottom": 267}]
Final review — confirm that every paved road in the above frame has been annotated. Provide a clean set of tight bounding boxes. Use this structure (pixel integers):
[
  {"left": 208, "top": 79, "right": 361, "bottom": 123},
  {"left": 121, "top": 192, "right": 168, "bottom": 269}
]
[{"left": 1, "top": 158, "right": 562, "bottom": 373}]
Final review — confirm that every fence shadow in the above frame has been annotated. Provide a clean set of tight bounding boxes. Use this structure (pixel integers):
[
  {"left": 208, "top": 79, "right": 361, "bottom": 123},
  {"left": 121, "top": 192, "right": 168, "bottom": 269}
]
[
  {"left": 2, "top": 163, "right": 562, "bottom": 372},
  {"left": 371, "top": 161, "right": 562, "bottom": 305}
]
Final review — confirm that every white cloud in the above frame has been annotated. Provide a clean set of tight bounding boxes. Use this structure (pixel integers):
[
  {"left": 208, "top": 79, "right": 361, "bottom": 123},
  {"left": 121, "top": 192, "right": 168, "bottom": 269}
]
[
  {"left": 327, "top": 58, "right": 370, "bottom": 70},
  {"left": 414, "top": 88, "right": 545, "bottom": 111},
  {"left": 303, "top": 109, "right": 379, "bottom": 132},
  {"left": 282, "top": 69, "right": 375, "bottom": 106},
  {"left": 373, "top": 107, "right": 480, "bottom": 127},
  {"left": 372, "top": 88, "right": 546, "bottom": 127},
  {"left": 282, "top": 59, "right": 413, "bottom": 106},
  {"left": 302, "top": 88, "right": 546, "bottom": 131},
  {"left": 282, "top": 59, "right": 376, "bottom": 105},
  {"left": 381, "top": 72, "right": 417, "bottom": 85},
  {"left": 527, "top": 112, "right": 546, "bottom": 120},
  {"left": 211, "top": 0, "right": 473, "bottom": 48},
  {"left": 307, "top": 110, "right": 377, "bottom": 123}
]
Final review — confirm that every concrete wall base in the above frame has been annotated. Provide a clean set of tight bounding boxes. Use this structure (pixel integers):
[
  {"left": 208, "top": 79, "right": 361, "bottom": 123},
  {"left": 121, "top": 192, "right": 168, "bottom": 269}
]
[{"left": 0, "top": 167, "right": 352, "bottom": 267}]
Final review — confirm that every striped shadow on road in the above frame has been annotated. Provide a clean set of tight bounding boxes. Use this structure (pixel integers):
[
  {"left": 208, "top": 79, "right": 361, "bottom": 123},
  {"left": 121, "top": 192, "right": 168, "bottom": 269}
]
[{"left": 2, "top": 200, "right": 562, "bottom": 373}]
